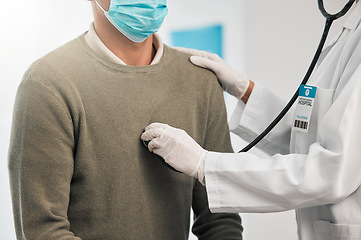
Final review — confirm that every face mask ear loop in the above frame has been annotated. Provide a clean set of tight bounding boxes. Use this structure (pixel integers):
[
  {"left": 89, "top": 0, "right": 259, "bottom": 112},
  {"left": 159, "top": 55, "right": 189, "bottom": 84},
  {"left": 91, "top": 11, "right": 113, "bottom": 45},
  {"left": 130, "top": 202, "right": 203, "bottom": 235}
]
[{"left": 94, "top": 0, "right": 107, "bottom": 13}]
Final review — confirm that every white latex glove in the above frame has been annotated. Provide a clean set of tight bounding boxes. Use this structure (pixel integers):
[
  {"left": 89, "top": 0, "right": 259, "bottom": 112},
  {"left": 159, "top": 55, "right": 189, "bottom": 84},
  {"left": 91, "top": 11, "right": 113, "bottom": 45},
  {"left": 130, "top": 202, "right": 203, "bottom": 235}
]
[
  {"left": 174, "top": 47, "right": 250, "bottom": 99},
  {"left": 141, "top": 123, "right": 207, "bottom": 183}
]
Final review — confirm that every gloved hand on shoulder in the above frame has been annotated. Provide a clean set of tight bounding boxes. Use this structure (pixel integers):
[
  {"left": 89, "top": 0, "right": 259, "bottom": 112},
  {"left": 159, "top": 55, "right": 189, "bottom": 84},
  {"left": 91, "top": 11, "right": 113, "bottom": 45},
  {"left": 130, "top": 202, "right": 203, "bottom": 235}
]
[{"left": 174, "top": 47, "right": 251, "bottom": 100}]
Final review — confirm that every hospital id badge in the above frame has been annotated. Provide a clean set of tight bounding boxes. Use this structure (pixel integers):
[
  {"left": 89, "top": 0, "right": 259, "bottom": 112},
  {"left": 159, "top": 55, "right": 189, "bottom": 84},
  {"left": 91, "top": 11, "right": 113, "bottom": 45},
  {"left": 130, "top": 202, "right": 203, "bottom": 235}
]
[{"left": 293, "top": 85, "right": 317, "bottom": 133}]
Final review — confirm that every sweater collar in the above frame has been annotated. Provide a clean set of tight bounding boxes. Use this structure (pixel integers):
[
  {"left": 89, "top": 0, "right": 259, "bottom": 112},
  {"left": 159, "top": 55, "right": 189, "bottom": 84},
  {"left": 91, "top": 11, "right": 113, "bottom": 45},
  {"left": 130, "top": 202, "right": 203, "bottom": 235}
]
[{"left": 84, "top": 22, "right": 164, "bottom": 66}]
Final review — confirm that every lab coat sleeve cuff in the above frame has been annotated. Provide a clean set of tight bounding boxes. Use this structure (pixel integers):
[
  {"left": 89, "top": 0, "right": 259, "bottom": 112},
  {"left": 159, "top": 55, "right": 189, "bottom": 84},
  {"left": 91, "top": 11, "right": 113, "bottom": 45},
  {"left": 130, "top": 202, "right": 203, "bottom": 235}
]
[
  {"left": 229, "top": 83, "right": 265, "bottom": 138},
  {"left": 204, "top": 151, "right": 223, "bottom": 213}
]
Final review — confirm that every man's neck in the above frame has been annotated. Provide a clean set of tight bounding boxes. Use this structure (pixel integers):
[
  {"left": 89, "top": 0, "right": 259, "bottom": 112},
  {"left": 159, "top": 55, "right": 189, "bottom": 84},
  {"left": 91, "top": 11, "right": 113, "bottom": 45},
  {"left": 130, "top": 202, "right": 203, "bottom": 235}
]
[{"left": 93, "top": 21, "right": 156, "bottom": 66}]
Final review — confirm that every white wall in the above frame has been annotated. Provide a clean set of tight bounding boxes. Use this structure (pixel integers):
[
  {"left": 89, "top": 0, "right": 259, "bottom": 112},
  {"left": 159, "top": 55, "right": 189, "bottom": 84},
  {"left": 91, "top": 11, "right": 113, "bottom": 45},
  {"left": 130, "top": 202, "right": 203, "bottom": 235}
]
[{"left": 0, "top": 0, "right": 351, "bottom": 239}]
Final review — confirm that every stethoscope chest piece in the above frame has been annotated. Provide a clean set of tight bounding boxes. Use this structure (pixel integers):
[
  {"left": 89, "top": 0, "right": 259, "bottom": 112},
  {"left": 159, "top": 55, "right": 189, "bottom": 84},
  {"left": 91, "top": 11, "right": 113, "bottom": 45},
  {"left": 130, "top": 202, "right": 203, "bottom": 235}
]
[{"left": 141, "top": 132, "right": 182, "bottom": 173}]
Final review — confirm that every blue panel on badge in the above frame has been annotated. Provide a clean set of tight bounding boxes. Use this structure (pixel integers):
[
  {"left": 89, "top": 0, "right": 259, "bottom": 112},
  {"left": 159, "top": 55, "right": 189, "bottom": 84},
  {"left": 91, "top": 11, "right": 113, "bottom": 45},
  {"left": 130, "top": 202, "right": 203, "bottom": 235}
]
[
  {"left": 299, "top": 85, "right": 317, "bottom": 99},
  {"left": 171, "top": 24, "right": 223, "bottom": 58}
]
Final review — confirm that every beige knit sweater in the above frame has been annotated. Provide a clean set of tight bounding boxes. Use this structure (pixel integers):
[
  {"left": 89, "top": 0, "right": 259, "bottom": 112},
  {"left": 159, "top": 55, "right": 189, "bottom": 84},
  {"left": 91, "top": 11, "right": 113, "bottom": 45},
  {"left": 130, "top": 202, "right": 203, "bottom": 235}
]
[{"left": 8, "top": 33, "right": 243, "bottom": 240}]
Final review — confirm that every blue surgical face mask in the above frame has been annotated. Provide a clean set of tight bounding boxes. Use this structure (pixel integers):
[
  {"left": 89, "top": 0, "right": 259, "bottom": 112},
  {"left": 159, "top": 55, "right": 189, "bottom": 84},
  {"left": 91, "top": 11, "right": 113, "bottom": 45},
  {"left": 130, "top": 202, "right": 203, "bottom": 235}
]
[{"left": 95, "top": 0, "right": 168, "bottom": 43}]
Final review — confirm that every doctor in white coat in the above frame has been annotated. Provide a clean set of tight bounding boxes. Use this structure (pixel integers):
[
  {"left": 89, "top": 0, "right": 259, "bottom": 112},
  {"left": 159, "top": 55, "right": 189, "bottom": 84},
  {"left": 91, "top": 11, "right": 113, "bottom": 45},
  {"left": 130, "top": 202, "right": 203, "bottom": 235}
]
[{"left": 141, "top": 1, "right": 361, "bottom": 240}]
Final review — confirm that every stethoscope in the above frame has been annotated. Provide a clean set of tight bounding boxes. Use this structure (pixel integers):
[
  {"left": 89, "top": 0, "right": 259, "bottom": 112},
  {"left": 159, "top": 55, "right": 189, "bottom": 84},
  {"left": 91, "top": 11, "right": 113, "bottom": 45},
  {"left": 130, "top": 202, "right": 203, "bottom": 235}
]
[
  {"left": 144, "top": 0, "right": 356, "bottom": 173},
  {"left": 239, "top": 0, "right": 355, "bottom": 153}
]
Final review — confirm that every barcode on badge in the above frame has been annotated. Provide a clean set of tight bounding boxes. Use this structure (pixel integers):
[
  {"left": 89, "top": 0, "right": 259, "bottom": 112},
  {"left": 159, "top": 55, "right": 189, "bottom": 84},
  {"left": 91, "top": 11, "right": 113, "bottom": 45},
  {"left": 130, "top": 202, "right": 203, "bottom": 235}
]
[{"left": 294, "top": 119, "right": 308, "bottom": 130}]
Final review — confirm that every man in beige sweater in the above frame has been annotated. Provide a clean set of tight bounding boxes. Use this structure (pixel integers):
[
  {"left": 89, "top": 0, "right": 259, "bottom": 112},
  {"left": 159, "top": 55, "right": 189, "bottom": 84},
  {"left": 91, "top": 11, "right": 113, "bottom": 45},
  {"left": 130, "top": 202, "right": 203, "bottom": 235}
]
[{"left": 8, "top": 0, "right": 243, "bottom": 239}]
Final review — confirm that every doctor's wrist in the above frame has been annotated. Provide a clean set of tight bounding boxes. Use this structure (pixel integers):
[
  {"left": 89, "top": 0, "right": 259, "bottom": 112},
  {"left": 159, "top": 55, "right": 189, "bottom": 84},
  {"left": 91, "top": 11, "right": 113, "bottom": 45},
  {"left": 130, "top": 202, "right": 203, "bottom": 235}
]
[{"left": 241, "top": 80, "right": 254, "bottom": 104}]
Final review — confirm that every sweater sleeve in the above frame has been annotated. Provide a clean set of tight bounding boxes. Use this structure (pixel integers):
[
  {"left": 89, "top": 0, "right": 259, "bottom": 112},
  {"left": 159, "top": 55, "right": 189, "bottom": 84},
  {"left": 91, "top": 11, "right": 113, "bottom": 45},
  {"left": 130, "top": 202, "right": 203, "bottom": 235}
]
[
  {"left": 8, "top": 76, "right": 81, "bottom": 240},
  {"left": 191, "top": 79, "right": 243, "bottom": 239}
]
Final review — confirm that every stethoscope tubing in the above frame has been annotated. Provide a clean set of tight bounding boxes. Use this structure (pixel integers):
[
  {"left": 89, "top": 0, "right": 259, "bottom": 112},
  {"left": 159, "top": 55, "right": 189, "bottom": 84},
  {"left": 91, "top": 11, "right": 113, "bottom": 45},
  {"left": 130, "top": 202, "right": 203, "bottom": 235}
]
[
  {"left": 318, "top": 0, "right": 355, "bottom": 20},
  {"left": 239, "top": 0, "right": 355, "bottom": 153}
]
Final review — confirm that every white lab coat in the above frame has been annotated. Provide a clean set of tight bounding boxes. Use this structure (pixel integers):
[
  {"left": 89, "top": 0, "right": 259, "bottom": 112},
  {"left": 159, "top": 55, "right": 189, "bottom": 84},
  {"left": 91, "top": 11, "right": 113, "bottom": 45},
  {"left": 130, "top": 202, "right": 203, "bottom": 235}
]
[{"left": 204, "top": 3, "right": 361, "bottom": 240}]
